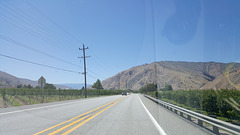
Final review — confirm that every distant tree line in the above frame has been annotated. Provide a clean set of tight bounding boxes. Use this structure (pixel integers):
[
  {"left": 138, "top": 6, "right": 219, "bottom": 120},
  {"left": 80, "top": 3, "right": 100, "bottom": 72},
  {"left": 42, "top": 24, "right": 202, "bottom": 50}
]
[
  {"left": 17, "top": 83, "right": 56, "bottom": 90},
  {"left": 17, "top": 84, "right": 33, "bottom": 89}
]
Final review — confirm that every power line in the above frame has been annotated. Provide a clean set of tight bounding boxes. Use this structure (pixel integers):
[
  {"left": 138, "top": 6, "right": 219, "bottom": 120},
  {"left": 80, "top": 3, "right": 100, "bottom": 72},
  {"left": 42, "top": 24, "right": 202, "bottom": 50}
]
[
  {"left": 88, "top": 49, "right": 113, "bottom": 72},
  {"left": 0, "top": 13, "right": 72, "bottom": 51},
  {"left": 1, "top": 1, "right": 76, "bottom": 50},
  {"left": 88, "top": 49, "right": 108, "bottom": 68},
  {"left": 0, "top": 35, "right": 81, "bottom": 68},
  {"left": 24, "top": 0, "right": 84, "bottom": 45},
  {"left": 87, "top": 49, "right": 113, "bottom": 79},
  {"left": 87, "top": 74, "right": 98, "bottom": 80},
  {"left": 87, "top": 69, "right": 107, "bottom": 79},
  {"left": 0, "top": 3, "right": 76, "bottom": 51},
  {"left": 0, "top": 53, "right": 80, "bottom": 74}
]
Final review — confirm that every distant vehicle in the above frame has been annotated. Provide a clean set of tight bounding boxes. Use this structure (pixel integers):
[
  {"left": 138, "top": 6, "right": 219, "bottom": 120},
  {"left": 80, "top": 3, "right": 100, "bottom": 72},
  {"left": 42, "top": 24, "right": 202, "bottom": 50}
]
[
  {"left": 122, "top": 92, "right": 127, "bottom": 96},
  {"left": 127, "top": 92, "right": 130, "bottom": 95}
]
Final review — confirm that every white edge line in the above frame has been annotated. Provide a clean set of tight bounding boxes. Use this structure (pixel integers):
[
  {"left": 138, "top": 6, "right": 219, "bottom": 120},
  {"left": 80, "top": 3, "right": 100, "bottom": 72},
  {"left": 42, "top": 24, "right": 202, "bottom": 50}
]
[
  {"left": 0, "top": 96, "right": 118, "bottom": 116},
  {"left": 138, "top": 95, "right": 167, "bottom": 135},
  {"left": 0, "top": 99, "right": 94, "bottom": 116}
]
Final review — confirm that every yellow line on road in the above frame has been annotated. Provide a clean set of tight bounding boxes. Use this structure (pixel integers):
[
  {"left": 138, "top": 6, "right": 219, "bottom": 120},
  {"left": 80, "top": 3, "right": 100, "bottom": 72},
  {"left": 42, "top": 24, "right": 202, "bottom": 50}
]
[
  {"left": 34, "top": 98, "right": 123, "bottom": 135},
  {"left": 62, "top": 98, "right": 123, "bottom": 135},
  {"left": 48, "top": 115, "right": 90, "bottom": 135}
]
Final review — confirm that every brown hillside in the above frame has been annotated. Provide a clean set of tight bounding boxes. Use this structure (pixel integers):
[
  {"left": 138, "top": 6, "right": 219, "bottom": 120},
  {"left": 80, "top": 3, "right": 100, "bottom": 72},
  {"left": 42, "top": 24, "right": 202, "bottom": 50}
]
[
  {"left": 201, "top": 69, "right": 240, "bottom": 90},
  {"left": 0, "top": 71, "right": 20, "bottom": 88},
  {"left": 102, "top": 61, "right": 240, "bottom": 90}
]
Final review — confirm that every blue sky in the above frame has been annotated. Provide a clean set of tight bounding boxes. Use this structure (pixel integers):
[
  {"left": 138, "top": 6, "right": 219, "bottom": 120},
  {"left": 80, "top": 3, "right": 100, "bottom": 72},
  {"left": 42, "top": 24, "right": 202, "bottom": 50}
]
[{"left": 0, "top": 0, "right": 240, "bottom": 85}]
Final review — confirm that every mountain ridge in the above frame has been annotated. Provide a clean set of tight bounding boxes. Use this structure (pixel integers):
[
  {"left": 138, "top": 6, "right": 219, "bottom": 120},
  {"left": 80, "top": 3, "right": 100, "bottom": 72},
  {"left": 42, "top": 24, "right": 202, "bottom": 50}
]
[
  {"left": 101, "top": 61, "right": 240, "bottom": 90},
  {"left": 1, "top": 61, "right": 240, "bottom": 90}
]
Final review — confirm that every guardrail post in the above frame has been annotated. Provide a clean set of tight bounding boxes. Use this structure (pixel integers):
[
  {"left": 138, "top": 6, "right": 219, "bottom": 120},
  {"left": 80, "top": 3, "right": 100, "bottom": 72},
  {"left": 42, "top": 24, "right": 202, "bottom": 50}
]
[
  {"left": 174, "top": 109, "right": 177, "bottom": 113},
  {"left": 213, "top": 125, "right": 219, "bottom": 134},
  {"left": 187, "top": 115, "right": 191, "bottom": 121},
  {"left": 180, "top": 112, "right": 183, "bottom": 117},
  {"left": 198, "top": 119, "right": 203, "bottom": 127}
]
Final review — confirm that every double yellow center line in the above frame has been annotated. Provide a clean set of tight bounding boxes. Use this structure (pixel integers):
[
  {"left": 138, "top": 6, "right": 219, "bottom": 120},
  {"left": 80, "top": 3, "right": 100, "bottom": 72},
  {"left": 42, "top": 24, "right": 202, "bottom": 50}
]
[{"left": 34, "top": 97, "right": 125, "bottom": 135}]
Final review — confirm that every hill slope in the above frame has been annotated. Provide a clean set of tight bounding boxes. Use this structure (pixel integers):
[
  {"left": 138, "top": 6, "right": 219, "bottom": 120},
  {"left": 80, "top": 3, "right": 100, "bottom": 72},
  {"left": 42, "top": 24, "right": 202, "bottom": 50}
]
[
  {"left": 0, "top": 71, "right": 21, "bottom": 88},
  {"left": 201, "top": 69, "right": 240, "bottom": 90},
  {"left": 102, "top": 61, "right": 240, "bottom": 90},
  {"left": 0, "top": 71, "right": 69, "bottom": 89}
]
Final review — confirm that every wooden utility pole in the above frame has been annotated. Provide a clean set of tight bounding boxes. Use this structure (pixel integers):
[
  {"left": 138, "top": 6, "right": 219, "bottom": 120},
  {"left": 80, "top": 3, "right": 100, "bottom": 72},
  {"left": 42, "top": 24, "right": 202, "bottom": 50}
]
[{"left": 79, "top": 44, "right": 90, "bottom": 98}]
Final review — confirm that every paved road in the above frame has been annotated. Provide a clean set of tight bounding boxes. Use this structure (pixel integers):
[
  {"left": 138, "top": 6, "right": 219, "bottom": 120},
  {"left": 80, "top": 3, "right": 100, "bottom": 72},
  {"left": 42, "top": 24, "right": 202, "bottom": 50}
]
[{"left": 0, "top": 94, "right": 212, "bottom": 135}]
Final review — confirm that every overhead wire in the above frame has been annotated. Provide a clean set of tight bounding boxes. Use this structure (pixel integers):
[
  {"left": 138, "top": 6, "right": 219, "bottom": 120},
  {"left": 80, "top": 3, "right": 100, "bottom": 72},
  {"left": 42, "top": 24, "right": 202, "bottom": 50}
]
[
  {"left": 0, "top": 2, "right": 83, "bottom": 79},
  {"left": 2, "top": 1, "right": 71, "bottom": 46},
  {"left": 23, "top": 0, "right": 84, "bottom": 45},
  {"left": 87, "top": 69, "right": 107, "bottom": 79},
  {"left": 0, "top": 2, "right": 75, "bottom": 50},
  {"left": 0, "top": 13, "right": 72, "bottom": 51},
  {"left": 88, "top": 49, "right": 108, "bottom": 68},
  {"left": 0, "top": 1, "right": 106, "bottom": 81},
  {"left": 0, "top": 1, "right": 83, "bottom": 70},
  {"left": 22, "top": 0, "right": 107, "bottom": 81},
  {"left": 86, "top": 74, "right": 98, "bottom": 80},
  {"left": 0, "top": 35, "right": 81, "bottom": 68},
  {"left": 87, "top": 49, "right": 114, "bottom": 78},
  {"left": 0, "top": 54, "right": 80, "bottom": 74}
]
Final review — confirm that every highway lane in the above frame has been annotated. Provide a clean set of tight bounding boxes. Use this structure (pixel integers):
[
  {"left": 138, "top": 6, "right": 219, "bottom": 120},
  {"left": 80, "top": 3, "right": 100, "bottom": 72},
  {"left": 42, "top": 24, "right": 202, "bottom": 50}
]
[
  {"left": 0, "top": 95, "right": 122, "bottom": 135},
  {"left": 139, "top": 95, "right": 213, "bottom": 135},
  {"left": 0, "top": 94, "right": 212, "bottom": 135},
  {"left": 69, "top": 94, "right": 160, "bottom": 135},
  {"left": 68, "top": 94, "right": 212, "bottom": 135}
]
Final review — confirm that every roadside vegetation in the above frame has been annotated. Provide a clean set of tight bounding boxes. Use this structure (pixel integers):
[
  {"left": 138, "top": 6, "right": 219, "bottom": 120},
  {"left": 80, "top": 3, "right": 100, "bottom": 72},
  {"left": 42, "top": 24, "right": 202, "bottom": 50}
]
[
  {"left": 0, "top": 87, "right": 124, "bottom": 108},
  {"left": 140, "top": 84, "right": 240, "bottom": 125},
  {"left": 0, "top": 79, "right": 136, "bottom": 108}
]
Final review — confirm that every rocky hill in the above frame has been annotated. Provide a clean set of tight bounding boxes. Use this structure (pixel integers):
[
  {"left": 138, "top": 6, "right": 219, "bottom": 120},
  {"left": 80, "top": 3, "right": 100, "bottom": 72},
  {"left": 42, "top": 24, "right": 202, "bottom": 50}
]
[{"left": 102, "top": 61, "right": 240, "bottom": 90}]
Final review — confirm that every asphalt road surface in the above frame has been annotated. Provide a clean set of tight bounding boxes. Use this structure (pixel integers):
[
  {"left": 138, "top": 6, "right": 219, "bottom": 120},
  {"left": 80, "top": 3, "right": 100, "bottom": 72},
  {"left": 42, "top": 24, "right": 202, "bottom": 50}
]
[{"left": 0, "top": 94, "right": 212, "bottom": 135}]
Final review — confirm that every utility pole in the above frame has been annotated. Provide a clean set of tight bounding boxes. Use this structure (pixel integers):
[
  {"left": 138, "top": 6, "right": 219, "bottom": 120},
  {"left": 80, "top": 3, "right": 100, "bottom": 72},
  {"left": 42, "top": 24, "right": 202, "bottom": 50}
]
[{"left": 79, "top": 44, "right": 90, "bottom": 98}]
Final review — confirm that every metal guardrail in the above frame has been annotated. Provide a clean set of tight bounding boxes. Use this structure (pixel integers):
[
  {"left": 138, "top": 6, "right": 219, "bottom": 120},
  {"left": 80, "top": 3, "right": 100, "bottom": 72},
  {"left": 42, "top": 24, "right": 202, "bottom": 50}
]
[{"left": 143, "top": 94, "right": 240, "bottom": 135}]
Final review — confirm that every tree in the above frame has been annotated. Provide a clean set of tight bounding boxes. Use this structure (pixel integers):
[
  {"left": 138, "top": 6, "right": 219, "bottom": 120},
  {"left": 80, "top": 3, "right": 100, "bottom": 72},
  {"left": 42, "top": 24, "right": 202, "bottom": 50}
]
[
  {"left": 43, "top": 83, "right": 56, "bottom": 90},
  {"left": 161, "top": 85, "right": 173, "bottom": 91},
  {"left": 23, "top": 84, "right": 28, "bottom": 88},
  {"left": 21, "top": 84, "right": 33, "bottom": 89},
  {"left": 139, "top": 84, "right": 157, "bottom": 93},
  {"left": 92, "top": 79, "right": 103, "bottom": 90},
  {"left": 165, "top": 85, "right": 173, "bottom": 91},
  {"left": 217, "top": 98, "right": 234, "bottom": 120},
  {"left": 202, "top": 93, "right": 219, "bottom": 114},
  {"left": 17, "top": 84, "right": 22, "bottom": 88},
  {"left": 27, "top": 84, "right": 33, "bottom": 89}
]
